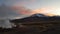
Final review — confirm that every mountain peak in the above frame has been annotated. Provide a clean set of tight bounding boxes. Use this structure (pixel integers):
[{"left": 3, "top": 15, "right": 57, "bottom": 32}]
[{"left": 31, "top": 13, "right": 46, "bottom": 17}]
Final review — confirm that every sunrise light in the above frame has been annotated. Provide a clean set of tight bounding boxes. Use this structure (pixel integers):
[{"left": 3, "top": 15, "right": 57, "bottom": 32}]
[{"left": 32, "top": 8, "right": 60, "bottom": 16}]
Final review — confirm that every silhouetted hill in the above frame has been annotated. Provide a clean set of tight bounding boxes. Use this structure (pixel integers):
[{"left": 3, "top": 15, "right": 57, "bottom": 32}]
[
  {"left": 11, "top": 13, "right": 60, "bottom": 23},
  {"left": 1, "top": 13, "right": 60, "bottom": 34}
]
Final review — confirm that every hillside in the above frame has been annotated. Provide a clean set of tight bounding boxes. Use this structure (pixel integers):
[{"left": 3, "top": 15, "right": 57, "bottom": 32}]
[{"left": 0, "top": 13, "right": 60, "bottom": 34}]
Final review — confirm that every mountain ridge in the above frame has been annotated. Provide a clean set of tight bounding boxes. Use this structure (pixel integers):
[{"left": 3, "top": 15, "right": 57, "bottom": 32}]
[{"left": 10, "top": 13, "right": 60, "bottom": 23}]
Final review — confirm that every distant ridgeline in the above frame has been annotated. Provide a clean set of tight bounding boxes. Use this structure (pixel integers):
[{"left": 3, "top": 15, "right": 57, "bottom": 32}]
[
  {"left": 10, "top": 13, "right": 60, "bottom": 23},
  {"left": 1, "top": 13, "right": 60, "bottom": 34}
]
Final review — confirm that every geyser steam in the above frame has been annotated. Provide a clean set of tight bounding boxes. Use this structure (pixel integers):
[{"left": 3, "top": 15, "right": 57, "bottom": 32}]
[{"left": 0, "top": 4, "right": 19, "bottom": 28}]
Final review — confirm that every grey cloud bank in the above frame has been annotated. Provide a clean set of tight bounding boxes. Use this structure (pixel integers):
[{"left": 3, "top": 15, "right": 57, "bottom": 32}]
[{"left": 0, "top": 2, "right": 32, "bottom": 28}]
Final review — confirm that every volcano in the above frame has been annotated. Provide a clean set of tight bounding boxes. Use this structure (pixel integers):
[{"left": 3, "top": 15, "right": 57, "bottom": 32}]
[
  {"left": 11, "top": 13, "right": 60, "bottom": 24},
  {"left": 10, "top": 13, "right": 48, "bottom": 23},
  {"left": 0, "top": 13, "right": 60, "bottom": 34}
]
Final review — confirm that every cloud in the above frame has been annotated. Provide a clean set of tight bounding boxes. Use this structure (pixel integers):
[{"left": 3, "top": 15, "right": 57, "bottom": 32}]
[
  {"left": 30, "top": 0, "right": 37, "bottom": 2},
  {"left": 0, "top": 0, "right": 36, "bottom": 28},
  {"left": 0, "top": 4, "right": 32, "bottom": 18},
  {"left": 0, "top": 4, "right": 20, "bottom": 28},
  {"left": 0, "top": 5, "right": 19, "bottom": 18},
  {"left": 0, "top": 3, "right": 33, "bottom": 28},
  {"left": 12, "top": 5, "right": 33, "bottom": 15},
  {"left": 6, "top": 0, "right": 37, "bottom": 6}
]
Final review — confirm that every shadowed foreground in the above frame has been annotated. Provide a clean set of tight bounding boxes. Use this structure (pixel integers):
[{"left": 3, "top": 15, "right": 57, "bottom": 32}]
[
  {"left": 0, "top": 22, "right": 60, "bottom": 34},
  {"left": 0, "top": 14, "right": 60, "bottom": 34}
]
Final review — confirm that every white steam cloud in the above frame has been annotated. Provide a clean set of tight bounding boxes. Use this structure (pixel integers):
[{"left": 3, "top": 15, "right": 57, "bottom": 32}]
[{"left": 0, "top": 4, "right": 20, "bottom": 28}]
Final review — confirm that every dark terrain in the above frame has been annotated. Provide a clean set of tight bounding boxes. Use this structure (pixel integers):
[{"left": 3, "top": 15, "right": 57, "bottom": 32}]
[{"left": 0, "top": 13, "right": 60, "bottom": 34}]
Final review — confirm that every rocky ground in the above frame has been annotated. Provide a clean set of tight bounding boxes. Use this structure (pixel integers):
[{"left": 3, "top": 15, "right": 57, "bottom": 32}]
[
  {"left": 0, "top": 14, "right": 60, "bottom": 34},
  {"left": 0, "top": 22, "right": 60, "bottom": 34}
]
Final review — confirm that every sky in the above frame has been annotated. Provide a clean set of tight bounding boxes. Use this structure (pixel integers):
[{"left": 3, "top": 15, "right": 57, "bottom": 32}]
[
  {"left": 0, "top": 0, "right": 60, "bottom": 28},
  {"left": 0, "top": 0, "right": 60, "bottom": 18},
  {"left": 0, "top": 0, "right": 60, "bottom": 9}
]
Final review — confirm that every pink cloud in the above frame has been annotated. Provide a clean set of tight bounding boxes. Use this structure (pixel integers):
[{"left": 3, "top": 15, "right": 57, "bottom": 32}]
[
  {"left": 30, "top": 0, "right": 37, "bottom": 2},
  {"left": 12, "top": 6, "right": 32, "bottom": 15}
]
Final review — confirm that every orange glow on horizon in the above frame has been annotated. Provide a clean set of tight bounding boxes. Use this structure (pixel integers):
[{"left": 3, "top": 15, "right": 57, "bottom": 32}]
[
  {"left": 12, "top": 6, "right": 60, "bottom": 16},
  {"left": 32, "top": 7, "right": 60, "bottom": 16}
]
